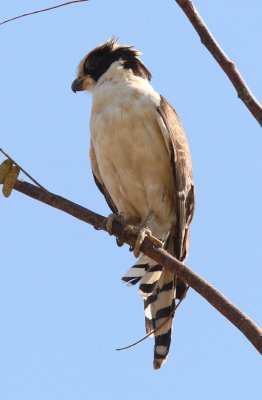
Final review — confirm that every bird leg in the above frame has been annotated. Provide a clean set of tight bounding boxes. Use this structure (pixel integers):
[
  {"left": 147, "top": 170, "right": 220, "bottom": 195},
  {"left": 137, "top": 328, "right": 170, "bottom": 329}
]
[
  {"left": 105, "top": 212, "right": 163, "bottom": 256},
  {"left": 124, "top": 213, "right": 163, "bottom": 258},
  {"left": 105, "top": 213, "right": 126, "bottom": 246},
  {"left": 126, "top": 226, "right": 163, "bottom": 258},
  {"left": 105, "top": 213, "right": 117, "bottom": 235}
]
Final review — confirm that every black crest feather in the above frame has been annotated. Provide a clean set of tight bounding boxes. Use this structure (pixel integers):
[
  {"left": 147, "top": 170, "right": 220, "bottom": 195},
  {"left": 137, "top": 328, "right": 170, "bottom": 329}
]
[{"left": 81, "top": 38, "right": 152, "bottom": 82}]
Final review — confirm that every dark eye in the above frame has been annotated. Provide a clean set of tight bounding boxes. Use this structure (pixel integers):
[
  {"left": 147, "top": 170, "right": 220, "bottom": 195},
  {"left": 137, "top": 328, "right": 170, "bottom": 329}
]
[{"left": 85, "top": 55, "right": 101, "bottom": 71}]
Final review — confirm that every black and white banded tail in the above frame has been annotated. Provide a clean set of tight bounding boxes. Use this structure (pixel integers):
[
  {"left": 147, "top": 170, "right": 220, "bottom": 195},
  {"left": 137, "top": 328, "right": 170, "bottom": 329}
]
[{"left": 122, "top": 246, "right": 187, "bottom": 369}]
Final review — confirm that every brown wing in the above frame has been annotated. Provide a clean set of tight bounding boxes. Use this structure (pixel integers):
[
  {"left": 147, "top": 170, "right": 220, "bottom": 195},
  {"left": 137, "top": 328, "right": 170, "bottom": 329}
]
[
  {"left": 156, "top": 95, "right": 195, "bottom": 261},
  {"left": 90, "top": 142, "right": 118, "bottom": 214}
]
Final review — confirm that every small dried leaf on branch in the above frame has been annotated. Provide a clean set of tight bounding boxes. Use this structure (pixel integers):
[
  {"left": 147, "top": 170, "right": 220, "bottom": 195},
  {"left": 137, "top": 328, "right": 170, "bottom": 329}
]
[
  {"left": 2, "top": 166, "right": 20, "bottom": 198},
  {"left": 0, "top": 160, "right": 13, "bottom": 183}
]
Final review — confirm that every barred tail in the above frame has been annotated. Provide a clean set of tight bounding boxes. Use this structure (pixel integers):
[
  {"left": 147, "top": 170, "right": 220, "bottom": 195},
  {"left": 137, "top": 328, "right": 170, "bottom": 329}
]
[{"left": 121, "top": 240, "right": 187, "bottom": 369}]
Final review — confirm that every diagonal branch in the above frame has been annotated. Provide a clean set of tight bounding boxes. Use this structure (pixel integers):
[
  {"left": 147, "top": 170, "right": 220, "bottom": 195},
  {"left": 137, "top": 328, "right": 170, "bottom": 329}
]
[
  {"left": 13, "top": 179, "right": 262, "bottom": 355},
  {"left": 0, "top": 0, "right": 89, "bottom": 26},
  {"left": 175, "top": 0, "right": 262, "bottom": 126}
]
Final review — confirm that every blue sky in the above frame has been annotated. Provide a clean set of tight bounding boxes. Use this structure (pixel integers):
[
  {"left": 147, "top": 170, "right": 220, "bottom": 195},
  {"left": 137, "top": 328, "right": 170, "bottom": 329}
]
[{"left": 1, "top": 1, "right": 261, "bottom": 399}]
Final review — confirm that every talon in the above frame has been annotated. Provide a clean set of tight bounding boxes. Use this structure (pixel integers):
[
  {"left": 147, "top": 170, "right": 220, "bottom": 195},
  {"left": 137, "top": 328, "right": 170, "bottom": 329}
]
[
  {"left": 133, "top": 227, "right": 149, "bottom": 257},
  {"left": 116, "top": 238, "right": 125, "bottom": 247},
  {"left": 147, "top": 232, "right": 163, "bottom": 249},
  {"left": 123, "top": 225, "right": 163, "bottom": 258},
  {"left": 105, "top": 213, "right": 116, "bottom": 235},
  {"left": 105, "top": 214, "right": 126, "bottom": 246}
]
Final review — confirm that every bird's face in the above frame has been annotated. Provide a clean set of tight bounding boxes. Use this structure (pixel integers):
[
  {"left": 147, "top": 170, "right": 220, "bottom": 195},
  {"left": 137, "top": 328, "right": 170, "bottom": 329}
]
[{"left": 71, "top": 38, "right": 151, "bottom": 93}]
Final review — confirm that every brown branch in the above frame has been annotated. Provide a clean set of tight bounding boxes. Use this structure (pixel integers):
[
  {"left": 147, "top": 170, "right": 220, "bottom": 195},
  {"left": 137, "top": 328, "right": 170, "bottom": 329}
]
[
  {"left": 175, "top": 0, "right": 262, "bottom": 126},
  {"left": 0, "top": 148, "right": 51, "bottom": 195},
  {"left": 13, "top": 179, "right": 262, "bottom": 355},
  {"left": 0, "top": 0, "right": 89, "bottom": 26}
]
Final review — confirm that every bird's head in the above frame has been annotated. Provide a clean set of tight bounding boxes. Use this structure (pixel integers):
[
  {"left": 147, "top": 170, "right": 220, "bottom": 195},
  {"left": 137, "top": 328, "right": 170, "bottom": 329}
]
[{"left": 71, "top": 37, "right": 151, "bottom": 93}]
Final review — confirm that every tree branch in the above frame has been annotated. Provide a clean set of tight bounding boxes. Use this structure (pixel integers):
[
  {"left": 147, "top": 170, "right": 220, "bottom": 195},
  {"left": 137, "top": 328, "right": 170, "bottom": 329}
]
[
  {"left": 0, "top": 0, "right": 89, "bottom": 26},
  {"left": 13, "top": 179, "right": 262, "bottom": 355},
  {"left": 175, "top": 0, "right": 262, "bottom": 126}
]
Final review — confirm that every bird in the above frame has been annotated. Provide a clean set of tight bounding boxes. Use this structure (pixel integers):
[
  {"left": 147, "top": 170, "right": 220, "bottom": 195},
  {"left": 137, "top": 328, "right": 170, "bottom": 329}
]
[{"left": 71, "top": 38, "right": 195, "bottom": 369}]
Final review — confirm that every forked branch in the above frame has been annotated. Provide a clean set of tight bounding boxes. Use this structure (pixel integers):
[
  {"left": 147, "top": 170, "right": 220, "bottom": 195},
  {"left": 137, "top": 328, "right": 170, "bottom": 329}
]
[{"left": 13, "top": 179, "right": 262, "bottom": 355}]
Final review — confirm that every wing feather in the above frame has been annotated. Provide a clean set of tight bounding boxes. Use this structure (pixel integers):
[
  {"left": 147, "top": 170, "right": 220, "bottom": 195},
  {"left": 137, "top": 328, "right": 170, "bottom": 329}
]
[
  {"left": 90, "top": 142, "right": 118, "bottom": 214},
  {"left": 156, "top": 95, "right": 195, "bottom": 261}
]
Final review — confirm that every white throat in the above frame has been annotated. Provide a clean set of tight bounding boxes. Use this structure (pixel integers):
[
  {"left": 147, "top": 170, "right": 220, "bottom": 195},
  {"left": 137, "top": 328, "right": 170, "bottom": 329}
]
[{"left": 95, "top": 60, "right": 131, "bottom": 89}]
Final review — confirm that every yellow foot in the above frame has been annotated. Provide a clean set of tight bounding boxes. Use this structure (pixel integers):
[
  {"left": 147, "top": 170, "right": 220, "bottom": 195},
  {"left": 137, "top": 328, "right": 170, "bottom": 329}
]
[
  {"left": 105, "top": 213, "right": 125, "bottom": 247},
  {"left": 124, "top": 226, "right": 163, "bottom": 258},
  {"left": 105, "top": 213, "right": 117, "bottom": 235}
]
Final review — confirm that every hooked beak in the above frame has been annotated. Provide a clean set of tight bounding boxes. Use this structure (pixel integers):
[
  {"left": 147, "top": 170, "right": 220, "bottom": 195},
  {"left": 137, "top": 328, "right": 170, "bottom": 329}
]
[{"left": 71, "top": 78, "right": 84, "bottom": 93}]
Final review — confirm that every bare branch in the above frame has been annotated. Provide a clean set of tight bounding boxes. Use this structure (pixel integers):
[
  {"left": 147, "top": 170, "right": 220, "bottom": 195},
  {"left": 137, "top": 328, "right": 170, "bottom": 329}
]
[
  {"left": 13, "top": 179, "right": 262, "bottom": 355},
  {"left": 0, "top": 148, "right": 51, "bottom": 195},
  {"left": 0, "top": 0, "right": 89, "bottom": 26},
  {"left": 175, "top": 0, "right": 262, "bottom": 126}
]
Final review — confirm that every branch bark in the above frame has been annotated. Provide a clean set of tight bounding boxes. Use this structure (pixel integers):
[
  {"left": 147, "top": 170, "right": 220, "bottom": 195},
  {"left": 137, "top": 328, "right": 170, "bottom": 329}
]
[
  {"left": 175, "top": 0, "right": 262, "bottom": 126},
  {"left": 13, "top": 179, "right": 262, "bottom": 355}
]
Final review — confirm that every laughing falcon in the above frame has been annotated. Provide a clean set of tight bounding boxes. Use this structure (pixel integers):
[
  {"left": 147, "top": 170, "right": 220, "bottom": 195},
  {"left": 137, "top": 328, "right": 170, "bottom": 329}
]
[{"left": 71, "top": 38, "right": 195, "bottom": 369}]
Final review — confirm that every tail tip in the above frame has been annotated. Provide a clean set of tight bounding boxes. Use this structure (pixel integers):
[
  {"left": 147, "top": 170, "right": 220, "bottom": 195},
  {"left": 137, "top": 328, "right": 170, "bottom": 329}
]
[{"left": 153, "top": 358, "right": 166, "bottom": 370}]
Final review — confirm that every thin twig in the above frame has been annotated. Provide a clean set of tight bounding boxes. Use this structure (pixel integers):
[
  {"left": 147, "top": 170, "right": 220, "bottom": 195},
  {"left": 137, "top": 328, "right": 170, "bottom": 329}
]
[
  {"left": 116, "top": 287, "right": 189, "bottom": 351},
  {"left": 0, "top": 148, "right": 52, "bottom": 196},
  {"left": 175, "top": 0, "right": 262, "bottom": 126},
  {"left": 11, "top": 179, "right": 262, "bottom": 355},
  {"left": 0, "top": 0, "right": 88, "bottom": 26}
]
